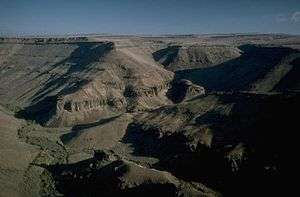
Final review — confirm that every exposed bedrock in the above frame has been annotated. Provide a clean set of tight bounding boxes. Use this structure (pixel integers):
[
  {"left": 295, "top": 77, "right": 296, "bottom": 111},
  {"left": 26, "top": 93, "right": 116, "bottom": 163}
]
[
  {"left": 43, "top": 77, "right": 172, "bottom": 127},
  {"left": 152, "top": 45, "right": 241, "bottom": 71},
  {"left": 167, "top": 79, "right": 205, "bottom": 103},
  {"left": 4, "top": 40, "right": 299, "bottom": 127},
  {"left": 1, "top": 40, "right": 175, "bottom": 126}
]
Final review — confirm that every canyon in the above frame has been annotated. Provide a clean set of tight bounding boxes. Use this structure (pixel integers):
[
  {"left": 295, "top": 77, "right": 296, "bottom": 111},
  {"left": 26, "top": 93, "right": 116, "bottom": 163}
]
[{"left": 0, "top": 34, "right": 299, "bottom": 196}]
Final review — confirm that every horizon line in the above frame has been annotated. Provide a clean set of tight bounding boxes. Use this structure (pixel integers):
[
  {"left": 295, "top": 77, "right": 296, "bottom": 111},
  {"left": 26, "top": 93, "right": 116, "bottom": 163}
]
[{"left": 1, "top": 32, "right": 299, "bottom": 38}]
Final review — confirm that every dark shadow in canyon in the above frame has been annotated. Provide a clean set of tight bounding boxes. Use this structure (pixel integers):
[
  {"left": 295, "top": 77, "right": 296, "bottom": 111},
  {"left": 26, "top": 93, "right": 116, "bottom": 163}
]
[
  {"left": 120, "top": 92, "right": 299, "bottom": 196},
  {"left": 174, "top": 45, "right": 299, "bottom": 91}
]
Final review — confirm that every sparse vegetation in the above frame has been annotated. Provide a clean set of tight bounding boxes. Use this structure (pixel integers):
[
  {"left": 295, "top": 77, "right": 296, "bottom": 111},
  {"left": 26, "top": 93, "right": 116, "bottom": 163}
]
[
  {"left": 17, "top": 120, "right": 38, "bottom": 140},
  {"left": 5, "top": 103, "right": 22, "bottom": 114}
]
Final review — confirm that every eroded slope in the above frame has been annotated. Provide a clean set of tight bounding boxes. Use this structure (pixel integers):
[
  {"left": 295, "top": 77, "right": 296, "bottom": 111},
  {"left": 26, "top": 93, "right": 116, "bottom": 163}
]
[
  {"left": 122, "top": 92, "right": 298, "bottom": 196},
  {"left": 0, "top": 41, "right": 173, "bottom": 127},
  {"left": 170, "top": 45, "right": 300, "bottom": 92},
  {"left": 153, "top": 45, "right": 241, "bottom": 71},
  {"left": 0, "top": 106, "right": 40, "bottom": 197},
  {"left": 1, "top": 36, "right": 299, "bottom": 197}
]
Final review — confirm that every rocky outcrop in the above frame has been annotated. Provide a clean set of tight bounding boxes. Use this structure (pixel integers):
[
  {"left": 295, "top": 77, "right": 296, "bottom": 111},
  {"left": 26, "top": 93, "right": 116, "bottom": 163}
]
[
  {"left": 153, "top": 45, "right": 241, "bottom": 71},
  {"left": 124, "top": 81, "right": 171, "bottom": 112},
  {"left": 0, "top": 40, "right": 174, "bottom": 127},
  {"left": 48, "top": 62, "right": 173, "bottom": 126},
  {"left": 168, "top": 79, "right": 205, "bottom": 103}
]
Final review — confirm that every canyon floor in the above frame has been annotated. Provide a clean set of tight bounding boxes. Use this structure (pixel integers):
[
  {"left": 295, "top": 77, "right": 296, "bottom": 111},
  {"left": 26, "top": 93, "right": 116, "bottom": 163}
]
[{"left": 0, "top": 34, "right": 299, "bottom": 197}]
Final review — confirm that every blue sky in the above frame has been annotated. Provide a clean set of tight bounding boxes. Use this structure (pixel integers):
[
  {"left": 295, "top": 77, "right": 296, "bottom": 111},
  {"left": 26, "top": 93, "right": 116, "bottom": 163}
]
[{"left": 0, "top": 0, "right": 300, "bottom": 36}]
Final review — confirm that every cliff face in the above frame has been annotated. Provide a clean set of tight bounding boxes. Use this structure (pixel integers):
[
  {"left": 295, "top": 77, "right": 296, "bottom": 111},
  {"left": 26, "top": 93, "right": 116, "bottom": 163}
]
[
  {"left": 2, "top": 38, "right": 299, "bottom": 127},
  {"left": 153, "top": 45, "right": 241, "bottom": 71},
  {"left": 0, "top": 41, "right": 173, "bottom": 126},
  {"left": 167, "top": 79, "right": 205, "bottom": 103}
]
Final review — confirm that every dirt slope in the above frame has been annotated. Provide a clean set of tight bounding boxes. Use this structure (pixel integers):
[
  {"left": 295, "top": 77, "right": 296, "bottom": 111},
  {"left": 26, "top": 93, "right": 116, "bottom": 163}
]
[{"left": 0, "top": 106, "right": 40, "bottom": 197}]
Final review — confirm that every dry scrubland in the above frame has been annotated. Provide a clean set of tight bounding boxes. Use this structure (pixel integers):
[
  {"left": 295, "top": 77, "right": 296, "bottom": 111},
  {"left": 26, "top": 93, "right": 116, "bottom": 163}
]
[{"left": 0, "top": 34, "right": 299, "bottom": 196}]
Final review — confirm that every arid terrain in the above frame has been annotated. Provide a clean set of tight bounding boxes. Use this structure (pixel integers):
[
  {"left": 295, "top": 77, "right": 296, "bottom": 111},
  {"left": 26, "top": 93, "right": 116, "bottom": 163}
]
[{"left": 0, "top": 34, "right": 299, "bottom": 197}]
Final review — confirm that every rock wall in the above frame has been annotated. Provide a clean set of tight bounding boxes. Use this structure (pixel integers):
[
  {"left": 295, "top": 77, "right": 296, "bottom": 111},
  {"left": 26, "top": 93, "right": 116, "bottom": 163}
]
[
  {"left": 0, "top": 40, "right": 174, "bottom": 126},
  {"left": 153, "top": 45, "right": 241, "bottom": 71}
]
